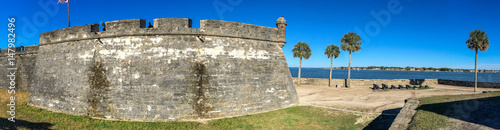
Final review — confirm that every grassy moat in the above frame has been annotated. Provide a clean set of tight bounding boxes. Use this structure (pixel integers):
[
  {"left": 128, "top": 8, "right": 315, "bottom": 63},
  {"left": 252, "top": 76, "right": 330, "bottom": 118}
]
[
  {"left": 0, "top": 90, "right": 366, "bottom": 129},
  {"left": 2, "top": 90, "right": 499, "bottom": 129}
]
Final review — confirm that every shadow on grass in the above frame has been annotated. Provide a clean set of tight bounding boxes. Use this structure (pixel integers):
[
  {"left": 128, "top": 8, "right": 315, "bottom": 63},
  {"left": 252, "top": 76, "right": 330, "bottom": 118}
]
[
  {"left": 417, "top": 96, "right": 500, "bottom": 129},
  {"left": 0, "top": 117, "right": 53, "bottom": 130},
  {"left": 363, "top": 108, "right": 401, "bottom": 130}
]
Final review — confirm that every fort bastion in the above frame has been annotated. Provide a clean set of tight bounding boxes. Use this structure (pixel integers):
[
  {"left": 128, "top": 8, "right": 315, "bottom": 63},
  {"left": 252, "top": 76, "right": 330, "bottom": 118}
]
[{"left": 1, "top": 17, "right": 299, "bottom": 121}]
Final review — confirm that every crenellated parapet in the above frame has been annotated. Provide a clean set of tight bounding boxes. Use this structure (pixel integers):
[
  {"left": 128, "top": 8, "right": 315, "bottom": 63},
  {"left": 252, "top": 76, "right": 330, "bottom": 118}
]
[
  {"left": 0, "top": 45, "right": 39, "bottom": 57},
  {"left": 106, "top": 19, "right": 146, "bottom": 32},
  {"left": 153, "top": 18, "right": 193, "bottom": 30},
  {"left": 39, "top": 24, "right": 99, "bottom": 45},
  {"left": 39, "top": 17, "right": 287, "bottom": 47},
  {"left": 200, "top": 20, "right": 280, "bottom": 44}
]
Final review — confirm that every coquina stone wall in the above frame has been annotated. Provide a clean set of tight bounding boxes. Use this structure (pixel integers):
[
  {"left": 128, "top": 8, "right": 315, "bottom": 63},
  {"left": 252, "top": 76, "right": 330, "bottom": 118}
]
[
  {"left": 0, "top": 46, "right": 39, "bottom": 91},
  {"left": 293, "top": 78, "right": 438, "bottom": 87},
  {"left": 27, "top": 17, "right": 299, "bottom": 121},
  {"left": 438, "top": 79, "right": 500, "bottom": 88}
]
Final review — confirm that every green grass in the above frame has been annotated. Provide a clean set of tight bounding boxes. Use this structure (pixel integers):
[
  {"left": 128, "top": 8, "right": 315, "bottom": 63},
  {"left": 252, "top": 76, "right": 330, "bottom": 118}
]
[
  {"left": 408, "top": 91, "right": 500, "bottom": 130},
  {"left": 1, "top": 90, "right": 369, "bottom": 129}
]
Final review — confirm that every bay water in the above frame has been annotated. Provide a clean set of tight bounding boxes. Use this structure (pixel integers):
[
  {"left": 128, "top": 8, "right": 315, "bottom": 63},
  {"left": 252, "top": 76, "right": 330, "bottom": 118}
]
[{"left": 289, "top": 67, "right": 500, "bottom": 83}]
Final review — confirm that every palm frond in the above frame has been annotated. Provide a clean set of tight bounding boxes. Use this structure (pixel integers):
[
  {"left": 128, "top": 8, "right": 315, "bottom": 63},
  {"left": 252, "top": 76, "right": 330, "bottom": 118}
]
[
  {"left": 291, "top": 42, "right": 312, "bottom": 59},
  {"left": 340, "top": 32, "right": 362, "bottom": 52},
  {"left": 325, "top": 44, "right": 340, "bottom": 59},
  {"left": 466, "top": 30, "right": 490, "bottom": 52}
]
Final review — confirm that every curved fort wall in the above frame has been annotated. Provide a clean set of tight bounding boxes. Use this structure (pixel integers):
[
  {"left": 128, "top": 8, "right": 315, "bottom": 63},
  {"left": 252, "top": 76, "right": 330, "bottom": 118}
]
[
  {"left": 28, "top": 18, "right": 298, "bottom": 121},
  {"left": 0, "top": 46, "right": 39, "bottom": 92}
]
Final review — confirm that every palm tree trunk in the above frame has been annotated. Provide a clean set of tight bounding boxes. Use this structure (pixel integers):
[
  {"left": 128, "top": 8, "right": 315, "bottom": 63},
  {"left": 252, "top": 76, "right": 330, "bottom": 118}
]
[
  {"left": 299, "top": 57, "right": 302, "bottom": 85},
  {"left": 348, "top": 51, "right": 351, "bottom": 88},
  {"left": 474, "top": 49, "right": 478, "bottom": 92},
  {"left": 329, "top": 57, "right": 333, "bottom": 87}
]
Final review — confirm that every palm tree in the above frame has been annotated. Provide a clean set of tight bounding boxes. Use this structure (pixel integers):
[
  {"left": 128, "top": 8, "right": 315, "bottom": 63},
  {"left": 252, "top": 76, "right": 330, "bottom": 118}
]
[
  {"left": 340, "top": 32, "right": 362, "bottom": 88},
  {"left": 292, "top": 42, "right": 312, "bottom": 85},
  {"left": 325, "top": 44, "right": 340, "bottom": 87},
  {"left": 466, "top": 30, "right": 490, "bottom": 92}
]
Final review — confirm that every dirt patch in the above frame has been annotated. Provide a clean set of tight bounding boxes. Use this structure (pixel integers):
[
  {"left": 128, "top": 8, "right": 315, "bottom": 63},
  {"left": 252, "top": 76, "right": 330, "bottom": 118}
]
[
  {"left": 297, "top": 84, "right": 500, "bottom": 129},
  {"left": 296, "top": 84, "right": 500, "bottom": 113}
]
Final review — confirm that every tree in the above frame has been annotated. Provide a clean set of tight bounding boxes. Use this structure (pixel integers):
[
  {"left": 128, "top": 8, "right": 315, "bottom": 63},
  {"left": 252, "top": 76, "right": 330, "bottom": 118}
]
[
  {"left": 340, "top": 32, "right": 362, "bottom": 88},
  {"left": 466, "top": 30, "right": 490, "bottom": 92},
  {"left": 292, "top": 42, "right": 312, "bottom": 85},
  {"left": 325, "top": 44, "right": 340, "bottom": 87}
]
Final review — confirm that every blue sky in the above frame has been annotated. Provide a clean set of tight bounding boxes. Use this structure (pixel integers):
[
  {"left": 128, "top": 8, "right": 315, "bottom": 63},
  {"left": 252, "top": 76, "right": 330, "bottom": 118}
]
[{"left": 3, "top": 0, "right": 500, "bottom": 70}]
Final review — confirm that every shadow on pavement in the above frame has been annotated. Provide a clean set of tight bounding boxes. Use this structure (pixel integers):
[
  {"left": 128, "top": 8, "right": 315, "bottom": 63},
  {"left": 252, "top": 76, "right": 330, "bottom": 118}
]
[{"left": 363, "top": 108, "right": 401, "bottom": 130}]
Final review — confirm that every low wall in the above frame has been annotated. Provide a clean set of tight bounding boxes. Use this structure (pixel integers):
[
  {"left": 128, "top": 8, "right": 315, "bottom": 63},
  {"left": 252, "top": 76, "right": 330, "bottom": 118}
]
[
  {"left": 292, "top": 78, "right": 438, "bottom": 87},
  {"left": 438, "top": 79, "right": 500, "bottom": 88},
  {"left": 389, "top": 98, "right": 420, "bottom": 130}
]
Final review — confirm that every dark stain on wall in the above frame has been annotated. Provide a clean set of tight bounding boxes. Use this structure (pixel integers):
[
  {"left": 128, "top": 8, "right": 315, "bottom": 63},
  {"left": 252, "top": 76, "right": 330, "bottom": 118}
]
[
  {"left": 87, "top": 52, "right": 111, "bottom": 117},
  {"left": 189, "top": 62, "right": 215, "bottom": 118}
]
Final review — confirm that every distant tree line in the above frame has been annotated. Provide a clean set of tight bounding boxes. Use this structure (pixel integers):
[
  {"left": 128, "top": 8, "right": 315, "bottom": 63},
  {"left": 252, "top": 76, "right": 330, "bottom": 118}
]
[{"left": 332, "top": 66, "right": 498, "bottom": 72}]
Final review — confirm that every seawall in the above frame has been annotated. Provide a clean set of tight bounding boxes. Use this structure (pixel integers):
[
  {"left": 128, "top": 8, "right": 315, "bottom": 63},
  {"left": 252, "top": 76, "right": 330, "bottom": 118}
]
[
  {"left": 292, "top": 78, "right": 438, "bottom": 87},
  {"left": 438, "top": 79, "right": 500, "bottom": 88}
]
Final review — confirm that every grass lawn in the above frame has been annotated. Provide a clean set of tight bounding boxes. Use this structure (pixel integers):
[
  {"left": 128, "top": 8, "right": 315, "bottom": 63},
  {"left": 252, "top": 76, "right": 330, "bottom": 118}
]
[
  {"left": 1, "top": 90, "right": 369, "bottom": 129},
  {"left": 408, "top": 91, "right": 500, "bottom": 130}
]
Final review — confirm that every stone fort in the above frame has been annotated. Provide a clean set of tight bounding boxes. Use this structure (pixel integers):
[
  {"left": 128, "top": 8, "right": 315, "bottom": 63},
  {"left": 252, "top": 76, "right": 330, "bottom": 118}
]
[{"left": 0, "top": 17, "right": 299, "bottom": 121}]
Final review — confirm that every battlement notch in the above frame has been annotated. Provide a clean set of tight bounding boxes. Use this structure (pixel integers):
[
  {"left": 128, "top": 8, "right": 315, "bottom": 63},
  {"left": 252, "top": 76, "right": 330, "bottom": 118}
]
[
  {"left": 200, "top": 20, "right": 283, "bottom": 43},
  {"left": 105, "top": 19, "right": 146, "bottom": 32},
  {"left": 39, "top": 24, "right": 99, "bottom": 45}
]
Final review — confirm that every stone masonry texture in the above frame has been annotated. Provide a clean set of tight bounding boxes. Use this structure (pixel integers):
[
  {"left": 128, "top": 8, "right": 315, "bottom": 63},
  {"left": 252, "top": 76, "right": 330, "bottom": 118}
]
[
  {"left": 0, "top": 46, "right": 38, "bottom": 91},
  {"left": 389, "top": 98, "right": 420, "bottom": 130},
  {"left": 24, "top": 17, "right": 299, "bottom": 121}
]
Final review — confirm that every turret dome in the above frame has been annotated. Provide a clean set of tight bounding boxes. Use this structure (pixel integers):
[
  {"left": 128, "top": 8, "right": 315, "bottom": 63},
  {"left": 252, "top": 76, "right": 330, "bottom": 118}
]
[{"left": 276, "top": 16, "right": 287, "bottom": 26}]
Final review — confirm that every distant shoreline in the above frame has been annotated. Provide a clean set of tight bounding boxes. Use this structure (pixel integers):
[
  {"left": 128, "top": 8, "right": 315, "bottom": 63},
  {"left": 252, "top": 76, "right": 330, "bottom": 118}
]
[{"left": 288, "top": 67, "right": 500, "bottom": 73}]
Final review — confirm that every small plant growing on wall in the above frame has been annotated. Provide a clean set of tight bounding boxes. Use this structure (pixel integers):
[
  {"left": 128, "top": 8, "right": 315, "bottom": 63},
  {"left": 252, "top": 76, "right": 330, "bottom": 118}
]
[{"left": 100, "top": 21, "right": 106, "bottom": 31}]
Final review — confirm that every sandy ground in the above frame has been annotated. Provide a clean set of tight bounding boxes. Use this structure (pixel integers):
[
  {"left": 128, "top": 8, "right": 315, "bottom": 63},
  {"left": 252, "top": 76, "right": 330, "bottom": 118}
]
[{"left": 296, "top": 84, "right": 500, "bottom": 113}]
